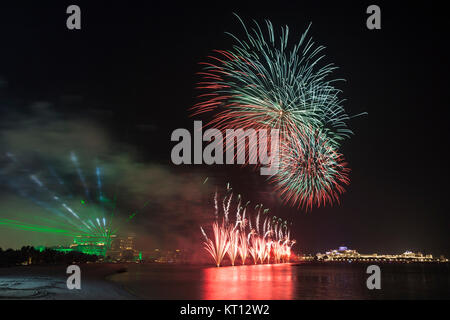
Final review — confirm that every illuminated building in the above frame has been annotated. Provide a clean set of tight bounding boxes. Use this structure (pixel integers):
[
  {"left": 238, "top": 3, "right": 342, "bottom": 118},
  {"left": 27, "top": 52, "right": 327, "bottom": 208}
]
[
  {"left": 32, "top": 235, "right": 113, "bottom": 257},
  {"left": 119, "top": 234, "right": 136, "bottom": 251},
  {"left": 154, "top": 249, "right": 184, "bottom": 263},
  {"left": 299, "top": 254, "right": 315, "bottom": 261},
  {"left": 316, "top": 247, "right": 448, "bottom": 263},
  {"left": 69, "top": 235, "right": 112, "bottom": 257},
  {"left": 106, "top": 233, "right": 139, "bottom": 261}
]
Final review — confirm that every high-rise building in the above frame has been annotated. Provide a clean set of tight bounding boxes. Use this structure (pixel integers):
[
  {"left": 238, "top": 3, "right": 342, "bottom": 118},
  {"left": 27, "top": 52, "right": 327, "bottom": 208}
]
[
  {"left": 119, "top": 233, "right": 136, "bottom": 251},
  {"left": 106, "top": 233, "right": 137, "bottom": 261}
]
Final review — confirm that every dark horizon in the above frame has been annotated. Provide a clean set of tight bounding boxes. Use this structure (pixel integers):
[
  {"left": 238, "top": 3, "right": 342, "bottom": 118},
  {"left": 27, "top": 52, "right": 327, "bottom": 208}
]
[{"left": 0, "top": 1, "right": 449, "bottom": 258}]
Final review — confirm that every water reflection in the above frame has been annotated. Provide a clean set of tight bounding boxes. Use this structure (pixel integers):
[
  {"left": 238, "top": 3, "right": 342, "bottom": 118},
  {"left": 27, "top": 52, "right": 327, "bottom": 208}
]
[
  {"left": 202, "top": 264, "right": 294, "bottom": 299},
  {"left": 109, "top": 263, "right": 449, "bottom": 299}
]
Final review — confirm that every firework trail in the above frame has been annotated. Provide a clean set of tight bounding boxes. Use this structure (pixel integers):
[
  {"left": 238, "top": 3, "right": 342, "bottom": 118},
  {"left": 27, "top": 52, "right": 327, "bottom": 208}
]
[
  {"left": 213, "top": 190, "right": 219, "bottom": 220},
  {"left": 200, "top": 185, "right": 295, "bottom": 267},
  {"left": 202, "top": 222, "right": 230, "bottom": 267},
  {"left": 238, "top": 232, "right": 249, "bottom": 265},
  {"left": 227, "top": 228, "right": 240, "bottom": 266},
  {"left": 248, "top": 234, "right": 259, "bottom": 264}
]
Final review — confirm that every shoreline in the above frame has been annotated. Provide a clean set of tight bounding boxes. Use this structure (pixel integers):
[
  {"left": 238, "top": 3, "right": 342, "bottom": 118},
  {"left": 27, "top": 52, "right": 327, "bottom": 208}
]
[{"left": 0, "top": 263, "right": 135, "bottom": 300}]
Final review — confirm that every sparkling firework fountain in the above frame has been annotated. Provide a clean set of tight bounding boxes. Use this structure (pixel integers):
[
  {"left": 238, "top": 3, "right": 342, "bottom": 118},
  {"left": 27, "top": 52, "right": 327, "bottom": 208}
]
[
  {"left": 201, "top": 185, "right": 295, "bottom": 267},
  {"left": 192, "top": 15, "right": 365, "bottom": 209}
]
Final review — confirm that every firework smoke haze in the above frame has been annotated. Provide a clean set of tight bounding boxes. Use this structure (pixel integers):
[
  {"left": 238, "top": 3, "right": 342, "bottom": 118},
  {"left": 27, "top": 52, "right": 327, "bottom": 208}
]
[{"left": 0, "top": 103, "right": 211, "bottom": 250}]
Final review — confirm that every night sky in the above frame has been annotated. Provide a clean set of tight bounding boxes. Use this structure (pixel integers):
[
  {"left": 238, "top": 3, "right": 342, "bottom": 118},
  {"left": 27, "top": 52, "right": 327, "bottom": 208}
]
[{"left": 0, "top": 1, "right": 448, "bottom": 257}]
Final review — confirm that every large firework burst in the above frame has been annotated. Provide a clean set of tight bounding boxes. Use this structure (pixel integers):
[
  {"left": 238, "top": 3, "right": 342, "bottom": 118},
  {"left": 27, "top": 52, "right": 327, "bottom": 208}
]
[
  {"left": 192, "top": 15, "right": 363, "bottom": 210},
  {"left": 192, "top": 14, "right": 352, "bottom": 145}
]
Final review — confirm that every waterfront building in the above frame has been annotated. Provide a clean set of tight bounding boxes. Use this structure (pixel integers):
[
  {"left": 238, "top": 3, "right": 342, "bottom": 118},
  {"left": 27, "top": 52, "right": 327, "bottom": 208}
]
[{"left": 316, "top": 247, "right": 448, "bottom": 263}]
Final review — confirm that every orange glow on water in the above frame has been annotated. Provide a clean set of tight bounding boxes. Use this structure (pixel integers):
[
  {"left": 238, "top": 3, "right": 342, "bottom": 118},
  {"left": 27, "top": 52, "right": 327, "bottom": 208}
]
[{"left": 202, "top": 264, "right": 294, "bottom": 300}]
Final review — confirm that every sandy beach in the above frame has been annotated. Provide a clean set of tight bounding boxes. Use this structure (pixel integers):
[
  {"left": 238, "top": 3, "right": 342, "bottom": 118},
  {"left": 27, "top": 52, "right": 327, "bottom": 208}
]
[{"left": 0, "top": 263, "right": 135, "bottom": 300}]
